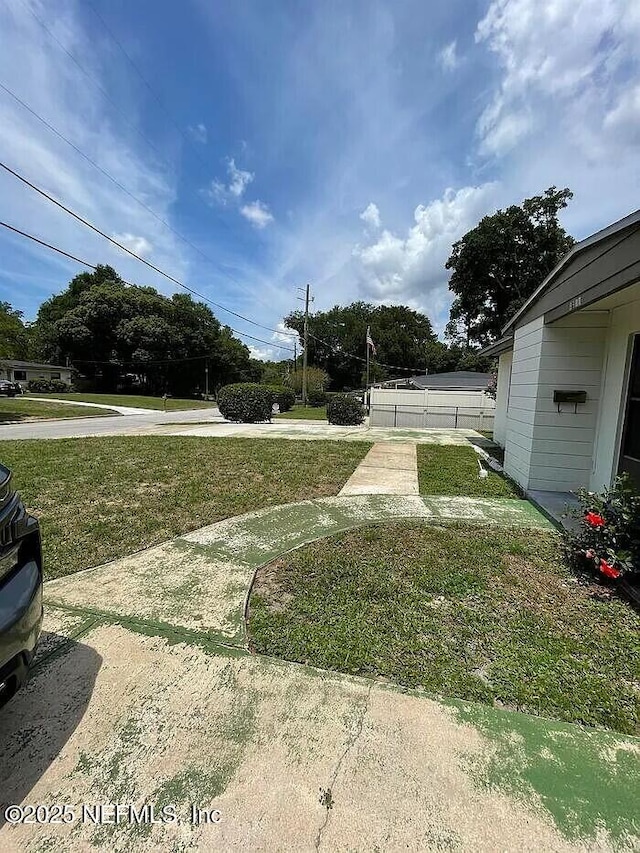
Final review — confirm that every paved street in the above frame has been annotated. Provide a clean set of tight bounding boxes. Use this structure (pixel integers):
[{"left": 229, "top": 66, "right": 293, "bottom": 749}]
[{"left": 0, "top": 406, "right": 223, "bottom": 441}]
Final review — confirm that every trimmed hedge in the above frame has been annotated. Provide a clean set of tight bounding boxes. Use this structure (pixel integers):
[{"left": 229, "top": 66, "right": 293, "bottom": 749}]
[
  {"left": 27, "top": 379, "right": 71, "bottom": 394},
  {"left": 267, "top": 385, "right": 295, "bottom": 413},
  {"left": 217, "top": 383, "right": 273, "bottom": 423},
  {"left": 326, "top": 394, "right": 365, "bottom": 426},
  {"left": 307, "top": 388, "right": 327, "bottom": 407}
]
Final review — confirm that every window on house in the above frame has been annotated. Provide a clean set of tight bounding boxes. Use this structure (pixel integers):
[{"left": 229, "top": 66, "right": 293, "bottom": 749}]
[
  {"left": 50, "top": 373, "right": 61, "bottom": 379},
  {"left": 14, "top": 370, "right": 27, "bottom": 381}
]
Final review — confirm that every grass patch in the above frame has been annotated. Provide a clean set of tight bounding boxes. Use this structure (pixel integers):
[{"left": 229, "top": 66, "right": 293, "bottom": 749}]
[
  {"left": 0, "top": 398, "right": 117, "bottom": 423},
  {"left": 275, "top": 405, "right": 328, "bottom": 420},
  {"left": 249, "top": 522, "right": 640, "bottom": 734},
  {"left": 418, "top": 444, "right": 519, "bottom": 498},
  {"left": 0, "top": 436, "right": 370, "bottom": 579},
  {"left": 29, "top": 393, "right": 214, "bottom": 411}
]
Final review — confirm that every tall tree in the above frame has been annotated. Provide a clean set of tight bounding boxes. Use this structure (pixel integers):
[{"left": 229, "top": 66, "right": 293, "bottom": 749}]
[
  {"left": 34, "top": 266, "right": 254, "bottom": 394},
  {"left": 445, "top": 187, "right": 575, "bottom": 347},
  {"left": 0, "top": 302, "right": 35, "bottom": 359},
  {"left": 285, "top": 302, "right": 437, "bottom": 389}
]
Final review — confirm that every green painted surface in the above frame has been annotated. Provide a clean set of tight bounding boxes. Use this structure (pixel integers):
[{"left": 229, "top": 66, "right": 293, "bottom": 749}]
[{"left": 450, "top": 700, "right": 640, "bottom": 842}]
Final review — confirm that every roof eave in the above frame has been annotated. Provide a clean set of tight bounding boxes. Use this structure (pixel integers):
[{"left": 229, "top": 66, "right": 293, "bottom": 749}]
[{"left": 501, "top": 207, "right": 640, "bottom": 335}]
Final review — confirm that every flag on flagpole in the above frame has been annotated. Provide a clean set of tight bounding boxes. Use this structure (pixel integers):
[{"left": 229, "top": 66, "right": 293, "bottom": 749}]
[{"left": 366, "top": 326, "right": 376, "bottom": 356}]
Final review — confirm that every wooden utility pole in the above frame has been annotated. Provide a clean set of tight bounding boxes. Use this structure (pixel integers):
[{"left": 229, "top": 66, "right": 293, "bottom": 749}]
[
  {"left": 205, "top": 358, "right": 209, "bottom": 399},
  {"left": 298, "top": 283, "right": 313, "bottom": 405},
  {"left": 366, "top": 325, "right": 370, "bottom": 394}
]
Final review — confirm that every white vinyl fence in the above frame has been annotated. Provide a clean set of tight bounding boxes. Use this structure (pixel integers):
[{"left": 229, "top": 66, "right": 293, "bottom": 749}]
[{"left": 369, "top": 388, "right": 495, "bottom": 431}]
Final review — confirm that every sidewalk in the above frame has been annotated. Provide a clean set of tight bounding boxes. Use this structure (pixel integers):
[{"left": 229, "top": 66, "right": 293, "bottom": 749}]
[
  {"left": 339, "top": 442, "right": 419, "bottom": 495},
  {"left": 17, "top": 494, "right": 637, "bottom": 852}
]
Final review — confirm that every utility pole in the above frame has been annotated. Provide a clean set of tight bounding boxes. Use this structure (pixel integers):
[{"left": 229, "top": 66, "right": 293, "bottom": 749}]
[
  {"left": 205, "top": 358, "right": 209, "bottom": 399},
  {"left": 365, "top": 325, "right": 370, "bottom": 399},
  {"left": 297, "top": 283, "right": 313, "bottom": 405},
  {"left": 293, "top": 339, "right": 297, "bottom": 373}
]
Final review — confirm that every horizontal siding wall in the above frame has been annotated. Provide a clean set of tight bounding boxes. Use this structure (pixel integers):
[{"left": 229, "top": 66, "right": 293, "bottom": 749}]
[
  {"left": 527, "top": 311, "right": 607, "bottom": 492},
  {"left": 503, "top": 317, "right": 544, "bottom": 488}
]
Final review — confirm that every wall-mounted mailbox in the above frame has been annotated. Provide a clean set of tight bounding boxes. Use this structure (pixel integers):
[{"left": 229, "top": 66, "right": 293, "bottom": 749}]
[{"left": 554, "top": 390, "right": 587, "bottom": 413}]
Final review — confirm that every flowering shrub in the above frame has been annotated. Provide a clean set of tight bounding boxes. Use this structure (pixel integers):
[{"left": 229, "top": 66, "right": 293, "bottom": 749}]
[{"left": 563, "top": 475, "right": 640, "bottom": 581}]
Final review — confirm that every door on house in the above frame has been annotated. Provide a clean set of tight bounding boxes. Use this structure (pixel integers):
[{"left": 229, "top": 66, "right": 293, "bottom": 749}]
[{"left": 619, "top": 334, "right": 640, "bottom": 488}]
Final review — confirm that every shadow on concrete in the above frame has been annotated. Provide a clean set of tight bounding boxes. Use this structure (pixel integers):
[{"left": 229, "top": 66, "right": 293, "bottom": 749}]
[{"left": 0, "top": 632, "right": 102, "bottom": 826}]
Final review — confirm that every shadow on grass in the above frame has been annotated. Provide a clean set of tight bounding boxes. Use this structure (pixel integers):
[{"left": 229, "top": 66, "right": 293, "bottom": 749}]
[
  {"left": 0, "top": 411, "right": 32, "bottom": 424},
  {"left": 0, "top": 632, "right": 102, "bottom": 827}
]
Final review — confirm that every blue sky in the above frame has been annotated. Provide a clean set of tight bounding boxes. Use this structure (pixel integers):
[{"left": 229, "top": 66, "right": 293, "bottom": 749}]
[{"left": 1, "top": 0, "right": 639, "bottom": 358}]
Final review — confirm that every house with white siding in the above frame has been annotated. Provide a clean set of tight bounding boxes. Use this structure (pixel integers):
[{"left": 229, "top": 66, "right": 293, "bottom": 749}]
[
  {"left": 0, "top": 360, "right": 73, "bottom": 386},
  {"left": 482, "top": 209, "right": 640, "bottom": 515}
]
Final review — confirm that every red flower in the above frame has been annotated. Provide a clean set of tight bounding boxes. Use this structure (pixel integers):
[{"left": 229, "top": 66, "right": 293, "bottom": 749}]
[
  {"left": 585, "top": 511, "right": 605, "bottom": 527},
  {"left": 599, "top": 559, "right": 620, "bottom": 579}
]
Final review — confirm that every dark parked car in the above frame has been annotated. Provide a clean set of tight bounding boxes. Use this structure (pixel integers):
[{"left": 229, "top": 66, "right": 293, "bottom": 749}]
[
  {"left": 0, "top": 379, "right": 21, "bottom": 397},
  {"left": 0, "top": 463, "right": 43, "bottom": 707}
]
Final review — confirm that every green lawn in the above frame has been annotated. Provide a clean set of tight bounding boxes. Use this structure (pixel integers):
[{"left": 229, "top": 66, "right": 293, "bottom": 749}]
[
  {"left": 249, "top": 522, "right": 640, "bottom": 735},
  {"left": 0, "top": 436, "right": 370, "bottom": 579},
  {"left": 30, "top": 392, "right": 214, "bottom": 411},
  {"left": 275, "top": 405, "right": 328, "bottom": 420},
  {"left": 418, "top": 444, "right": 520, "bottom": 498},
  {"left": 0, "top": 398, "right": 117, "bottom": 423}
]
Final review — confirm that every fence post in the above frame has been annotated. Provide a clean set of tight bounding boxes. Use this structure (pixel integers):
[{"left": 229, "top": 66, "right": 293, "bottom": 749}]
[
  {"left": 394, "top": 405, "right": 397, "bottom": 427},
  {"left": 478, "top": 409, "right": 483, "bottom": 431},
  {"left": 454, "top": 406, "right": 458, "bottom": 428}
]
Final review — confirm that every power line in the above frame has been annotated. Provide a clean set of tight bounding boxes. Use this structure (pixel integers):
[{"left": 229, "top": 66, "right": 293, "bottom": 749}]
[
  {"left": 0, "top": 82, "right": 296, "bottom": 337},
  {"left": 86, "top": 2, "right": 208, "bottom": 165},
  {"left": 0, "top": 218, "right": 294, "bottom": 353},
  {"left": 307, "top": 331, "right": 424, "bottom": 373},
  {"left": 15, "top": 2, "right": 279, "bottom": 319},
  {"left": 21, "top": 0, "right": 168, "bottom": 168}
]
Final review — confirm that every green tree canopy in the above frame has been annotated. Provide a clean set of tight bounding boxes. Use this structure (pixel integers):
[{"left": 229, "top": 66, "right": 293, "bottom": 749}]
[
  {"left": 34, "top": 266, "right": 254, "bottom": 395},
  {"left": 284, "top": 302, "right": 438, "bottom": 389},
  {"left": 445, "top": 187, "right": 575, "bottom": 347},
  {"left": 0, "top": 302, "right": 35, "bottom": 359}
]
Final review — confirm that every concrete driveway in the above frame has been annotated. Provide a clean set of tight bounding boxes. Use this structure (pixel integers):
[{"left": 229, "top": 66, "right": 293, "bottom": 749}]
[{"left": 1, "top": 496, "right": 637, "bottom": 852}]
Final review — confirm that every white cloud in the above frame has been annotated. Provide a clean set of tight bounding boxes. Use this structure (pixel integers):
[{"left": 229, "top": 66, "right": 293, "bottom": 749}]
[
  {"left": 603, "top": 83, "right": 640, "bottom": 144},
  {"left": 187, "top": 122, "right": 207, "bottom": 143},
  {"left": 204, "top": 157, "right": 254, "bottom": 205},
  {"left": 113, "top": 232, "right": 152, "bottom": 257},
  {"left": 359, "top": 202, "right": 381, "bottom": 230},
  {"left": 354, "top": 184, "right": 498, "bottom": 309},
  {"left": 248, "top": 345, "right": 274, "bottom": 361},
  {"left": 227, "top": 158, "right": 254, "bottom": 197},
  {"left": 475, "top": 0, "right": 640, "bottom": 156},
  {"left": 240, "top": 200, "right": 274, "bottom": 229},
  {"left": 438, "top": 40, "right": 458, "bottom": 72}
]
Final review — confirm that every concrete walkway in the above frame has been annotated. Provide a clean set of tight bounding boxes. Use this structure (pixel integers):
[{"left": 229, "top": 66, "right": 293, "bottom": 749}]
[
  {"left": 2, "top": 497, "right": 638, "bottom": 851},
  {"left": 339, "top": 442, "right": 419, "bottom": 495},
  {"left": 27, "top": 396, "right": 152, "bottom": 415},
  {"left": 43, "top": 494, "right": 554, "bottom": 645}
]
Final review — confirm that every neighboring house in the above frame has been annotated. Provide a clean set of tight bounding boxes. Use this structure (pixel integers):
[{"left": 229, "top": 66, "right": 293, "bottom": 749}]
[
  {"left": 369, "top": 371, "right": 495, "bottom": 430},
  {"left": 0, "top": 360, "right": 73, "bottom": 386},
  {"left": 483, "top": 209, "right": 640, "bottom": 508},
  {"left": 376, "top": 371, "right": 491, "bottom": 391}
]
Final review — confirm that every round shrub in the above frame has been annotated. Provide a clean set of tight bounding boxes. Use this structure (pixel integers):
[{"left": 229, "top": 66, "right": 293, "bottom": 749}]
[
  {"left": 326, "top": 394, "right": 365, "bottom": 426},
  {"left": 307, "top": 388, "right": 327, "bottom": 407},
  {"left": 27, "top": 378, "right": 70, "bottom": 394},
  {"left": 217, "top": 383, "right": 273, "bottom": 423},
  {"left": 267, "top": 384, "right": 295, "bottom": 413}
]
